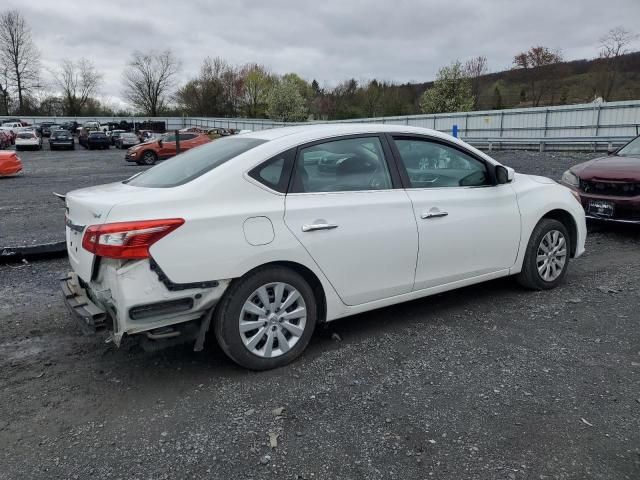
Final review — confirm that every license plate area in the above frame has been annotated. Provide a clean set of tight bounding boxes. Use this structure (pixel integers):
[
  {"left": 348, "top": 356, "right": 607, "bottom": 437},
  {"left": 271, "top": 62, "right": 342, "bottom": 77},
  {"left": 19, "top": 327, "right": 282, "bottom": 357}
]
[{"left": 587, "top": 200, "right": 615, "bottom": 218}]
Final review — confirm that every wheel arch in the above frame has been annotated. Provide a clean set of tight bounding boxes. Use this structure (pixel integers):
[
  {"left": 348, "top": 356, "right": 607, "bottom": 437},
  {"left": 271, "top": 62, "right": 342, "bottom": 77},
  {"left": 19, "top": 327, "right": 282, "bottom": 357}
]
[{"left": 540, "top": 208, "right": 578, "bottom": 257}]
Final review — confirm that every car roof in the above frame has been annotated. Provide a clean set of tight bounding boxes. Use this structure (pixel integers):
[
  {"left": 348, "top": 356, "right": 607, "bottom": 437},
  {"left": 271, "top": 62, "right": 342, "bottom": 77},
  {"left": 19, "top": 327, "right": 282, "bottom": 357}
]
[
  {"left": 239, "top": 123, "right": 498, "bottom": 166},
  {"left": 243, "top": 123, "right": 452, "bottom": 142}
]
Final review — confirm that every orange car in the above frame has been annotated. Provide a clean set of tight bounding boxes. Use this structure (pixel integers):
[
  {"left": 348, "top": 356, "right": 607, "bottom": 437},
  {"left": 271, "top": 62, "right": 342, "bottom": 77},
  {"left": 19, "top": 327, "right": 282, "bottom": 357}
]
[
  {"left": 125, "top": 132, "right": 211, "bottom": 165},
  {"left": 0, "top": 151, "right": 22, "bottom": 176}
]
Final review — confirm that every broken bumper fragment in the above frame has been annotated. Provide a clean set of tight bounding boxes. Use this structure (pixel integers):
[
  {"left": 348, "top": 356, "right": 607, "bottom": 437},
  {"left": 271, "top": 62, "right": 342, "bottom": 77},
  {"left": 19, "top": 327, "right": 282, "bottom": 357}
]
[{"left": 60, "top": 272, "right": 109, "bottom": 334}]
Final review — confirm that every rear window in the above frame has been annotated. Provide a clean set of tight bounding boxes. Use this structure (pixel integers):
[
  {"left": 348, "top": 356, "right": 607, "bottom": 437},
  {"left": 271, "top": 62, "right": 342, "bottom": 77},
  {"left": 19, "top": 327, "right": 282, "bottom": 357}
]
[
  {"left": 125, "top": 137, "right": 266, "bottom": 188},
  {"left": 90, "top": 132, "right": 106, "bottom": 137},
  {"left": 17, "top": 132, "right": 35, "bottom": 139}
]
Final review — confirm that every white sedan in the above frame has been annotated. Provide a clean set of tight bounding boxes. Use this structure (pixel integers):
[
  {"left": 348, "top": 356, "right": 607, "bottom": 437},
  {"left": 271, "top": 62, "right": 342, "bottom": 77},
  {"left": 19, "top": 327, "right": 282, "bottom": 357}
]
[
  {"left": 15, "top": 130, "right": 42, "bottom": 150},
  {"left": 61, "top": 124, "right": 586, "bottom": 370}
]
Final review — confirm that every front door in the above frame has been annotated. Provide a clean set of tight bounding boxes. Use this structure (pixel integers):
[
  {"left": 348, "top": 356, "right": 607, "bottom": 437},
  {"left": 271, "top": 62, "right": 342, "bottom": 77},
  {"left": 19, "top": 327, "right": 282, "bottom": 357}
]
[
  {"left": 390, "top": 136, "right": 521, "bottom": 290},
  {"left": 284, "top": 135, "right": 418, "bottom": 306}
]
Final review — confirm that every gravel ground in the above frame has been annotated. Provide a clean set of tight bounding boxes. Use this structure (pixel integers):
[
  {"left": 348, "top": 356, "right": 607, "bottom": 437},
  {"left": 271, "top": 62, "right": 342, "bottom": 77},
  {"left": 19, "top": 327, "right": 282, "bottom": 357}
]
[{"left": 1, "top": 148, "right": 639, "bottom": 479}]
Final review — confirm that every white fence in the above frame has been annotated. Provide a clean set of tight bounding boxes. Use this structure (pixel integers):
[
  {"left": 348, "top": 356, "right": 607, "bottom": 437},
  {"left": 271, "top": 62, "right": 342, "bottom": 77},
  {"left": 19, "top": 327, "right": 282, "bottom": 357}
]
[{"left": 4, "top": 99, "right": 640, "bottom": 151}]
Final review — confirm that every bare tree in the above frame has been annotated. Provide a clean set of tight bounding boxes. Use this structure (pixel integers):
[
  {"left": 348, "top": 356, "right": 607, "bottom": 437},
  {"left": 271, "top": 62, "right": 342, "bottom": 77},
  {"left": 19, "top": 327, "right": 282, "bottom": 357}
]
[
  {"left": 0, "top": 64, "right": 10, "bottom": 115},
  {"left": 0, "top": 10, "right": 40, "bottom": 114},
  {"left": 51, "top": 58, "right": 102, "bottom": 115},
  {"left": 464, "top": 56, "right": 488, "bottom": 108},
  {"left": 122, "top": 50, "right": 179, "bottom": 116},
  {"left": 360, "top": 79, "right": 384, "bottom": 117},
  {"left": 595, "top": 27, "right": 638, "bottom": 100},
  {"left": 513, "top": 46, "right": 563, "bottom": 106}
]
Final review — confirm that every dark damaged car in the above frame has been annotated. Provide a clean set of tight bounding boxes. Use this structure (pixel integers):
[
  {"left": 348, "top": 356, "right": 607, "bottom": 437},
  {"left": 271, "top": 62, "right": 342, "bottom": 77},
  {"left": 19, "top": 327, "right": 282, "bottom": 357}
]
[{"left": 561, "top": 135, "right": 640, "bottom": 224}]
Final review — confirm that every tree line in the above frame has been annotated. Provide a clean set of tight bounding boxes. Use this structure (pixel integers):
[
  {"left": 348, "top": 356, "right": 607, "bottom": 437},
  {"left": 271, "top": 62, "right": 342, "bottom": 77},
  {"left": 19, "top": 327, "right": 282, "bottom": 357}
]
[{"left": 0, "top": 9, "right": 637, "bottom": 119}]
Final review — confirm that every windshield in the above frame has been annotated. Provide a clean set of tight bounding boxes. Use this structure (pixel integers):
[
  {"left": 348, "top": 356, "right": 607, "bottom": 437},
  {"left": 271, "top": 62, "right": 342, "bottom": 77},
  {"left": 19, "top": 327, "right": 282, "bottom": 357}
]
[
  {"left": 617, "top": 136, "right": 640, "bottom": 157},
  {"left": 125, "top": 137, "right": 266, "bottom": 188}
]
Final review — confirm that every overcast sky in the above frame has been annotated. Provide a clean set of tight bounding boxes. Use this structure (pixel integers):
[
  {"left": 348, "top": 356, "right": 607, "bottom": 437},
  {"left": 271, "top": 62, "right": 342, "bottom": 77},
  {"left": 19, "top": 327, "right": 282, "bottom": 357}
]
[{"left": 4, "top": 0, "right": 640, "bottom": 108}]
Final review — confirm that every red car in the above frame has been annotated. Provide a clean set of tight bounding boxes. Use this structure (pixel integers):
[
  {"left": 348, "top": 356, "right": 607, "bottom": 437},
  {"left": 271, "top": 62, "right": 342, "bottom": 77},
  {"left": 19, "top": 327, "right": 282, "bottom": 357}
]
[
  {"left": 561, "top": 135, "right": 640, "bottom": 224},
  {"left": 0, "top": 127, "right": 16, "bottom": 145},
  {"left": 125, "top": 132, "right": 211, "bottom": 165},
  {"left": 0, "top": 130, "right": 11, "bottom": 149},
  {"left": 0, "top": 151, "right": 22, "bottom": 176}
]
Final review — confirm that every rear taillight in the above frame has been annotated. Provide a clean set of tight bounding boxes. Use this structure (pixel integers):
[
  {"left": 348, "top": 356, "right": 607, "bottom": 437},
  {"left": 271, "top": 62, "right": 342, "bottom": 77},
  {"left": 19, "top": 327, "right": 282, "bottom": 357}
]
[{"left": 82, "top": 219, "right": 184, "bottom": 259}]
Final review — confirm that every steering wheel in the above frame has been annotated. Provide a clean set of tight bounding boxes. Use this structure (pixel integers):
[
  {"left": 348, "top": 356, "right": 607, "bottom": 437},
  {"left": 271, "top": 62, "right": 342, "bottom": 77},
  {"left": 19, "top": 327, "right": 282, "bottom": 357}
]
[{"left": 459, "top": 170, "right": 486, "bottom": 187}]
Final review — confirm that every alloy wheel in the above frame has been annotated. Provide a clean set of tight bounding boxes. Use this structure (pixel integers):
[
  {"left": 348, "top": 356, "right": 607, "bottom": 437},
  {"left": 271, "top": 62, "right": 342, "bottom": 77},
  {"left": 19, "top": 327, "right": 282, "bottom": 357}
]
[
  {"left": 536, "top": 230, "right": 567, "bottom": 282},
  {"left": 239, "top": 282, "right": 307, "bottom": 358},
  {"left": 143, "top": 152, "right": 156, "bottom": 165}
]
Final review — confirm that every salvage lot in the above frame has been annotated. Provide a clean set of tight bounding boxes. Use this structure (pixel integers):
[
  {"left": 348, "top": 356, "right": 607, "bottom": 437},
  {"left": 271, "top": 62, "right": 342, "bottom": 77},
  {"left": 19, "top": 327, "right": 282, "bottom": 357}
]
[
  {"left": 0, "top": 143, "right": 149, "bottom": 247},
  {"left": 1, "top": 146, "right": 639, "bottom": 479}
]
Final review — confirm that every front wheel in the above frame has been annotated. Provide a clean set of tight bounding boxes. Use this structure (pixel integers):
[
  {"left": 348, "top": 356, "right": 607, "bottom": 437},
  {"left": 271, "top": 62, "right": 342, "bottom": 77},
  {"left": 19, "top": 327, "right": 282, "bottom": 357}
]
[
  {"left": 214, "top": 266, "right": 317, "bottom": 370},
  {"left": 517, "top": 218, "right": 570, "bottom": 290}
]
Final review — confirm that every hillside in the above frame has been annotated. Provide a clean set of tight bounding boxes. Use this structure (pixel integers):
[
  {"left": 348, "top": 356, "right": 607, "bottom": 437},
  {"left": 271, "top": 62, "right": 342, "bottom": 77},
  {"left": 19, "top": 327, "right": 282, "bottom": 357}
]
[{"left": 435, "top": 51, "right": 640, "bottom": 111}]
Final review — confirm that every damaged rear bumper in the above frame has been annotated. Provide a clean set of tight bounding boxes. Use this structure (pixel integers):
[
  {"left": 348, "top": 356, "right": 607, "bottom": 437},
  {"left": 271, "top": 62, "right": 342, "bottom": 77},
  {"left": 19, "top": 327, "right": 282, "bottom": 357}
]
[
  {"left": 60, "top": 272, "right": 109, "bottom": 334},
  {"left": 61, "top": 258, "right": 230, "bottom": 348}
]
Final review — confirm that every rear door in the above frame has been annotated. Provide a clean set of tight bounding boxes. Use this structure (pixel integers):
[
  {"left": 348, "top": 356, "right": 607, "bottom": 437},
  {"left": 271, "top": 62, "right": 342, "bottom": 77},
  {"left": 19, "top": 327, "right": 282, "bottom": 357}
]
[
  {"left": 284, "top": 135, "right": 418, "bottom": 306},
  {"left": 389, "top": 135, "right": 521, "bottom": 290}
]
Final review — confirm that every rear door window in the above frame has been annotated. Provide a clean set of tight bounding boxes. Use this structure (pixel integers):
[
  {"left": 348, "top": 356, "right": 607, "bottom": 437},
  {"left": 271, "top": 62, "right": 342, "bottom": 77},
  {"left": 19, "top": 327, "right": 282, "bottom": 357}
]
[{"left": 290, "top": 136, "right": 392, "bottom": 193}]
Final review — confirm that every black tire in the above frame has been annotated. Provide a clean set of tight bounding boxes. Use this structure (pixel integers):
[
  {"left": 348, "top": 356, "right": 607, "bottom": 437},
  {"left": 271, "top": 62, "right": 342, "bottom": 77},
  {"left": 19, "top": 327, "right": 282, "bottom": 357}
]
[
  {"left": 214, "top": 266, "right": 318, "bottom": 370},
  {"left": 71, "top": 144, "right": 75, "bottom": 150},
  {"left": 516, "top": 218, "right": 570, "bottom": 290},
  {"left": 141, "top": 150, "right": 157, "bottom": 165}
]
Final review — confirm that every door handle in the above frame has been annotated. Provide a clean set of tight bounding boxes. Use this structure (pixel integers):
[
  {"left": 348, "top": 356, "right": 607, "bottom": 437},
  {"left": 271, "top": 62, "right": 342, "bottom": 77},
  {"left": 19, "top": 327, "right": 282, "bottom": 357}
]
[
  {"left": 421, "top": 211, "right": 448, "bottom": 219},
  {"left": 302, "top": 223, "right": 338, "bottom": 232}
]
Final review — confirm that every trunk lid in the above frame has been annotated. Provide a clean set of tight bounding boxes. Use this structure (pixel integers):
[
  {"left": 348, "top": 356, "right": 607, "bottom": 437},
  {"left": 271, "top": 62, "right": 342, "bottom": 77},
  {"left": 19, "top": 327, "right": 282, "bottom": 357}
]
[{"left": 65, "top": 182, "right": 150, "bottom": 281}]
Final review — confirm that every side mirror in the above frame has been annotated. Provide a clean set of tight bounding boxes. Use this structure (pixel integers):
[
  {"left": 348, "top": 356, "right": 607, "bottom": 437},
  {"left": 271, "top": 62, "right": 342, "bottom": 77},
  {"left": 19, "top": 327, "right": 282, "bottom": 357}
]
[
  {"left": 607, "top": 147, "right": 617, "bottom": 156},
  {"left": 496, "top": 165, "right": 515, "bottom": 184},
  {"left": 157, "top": 139, "right": 163, "bottom": 148}
]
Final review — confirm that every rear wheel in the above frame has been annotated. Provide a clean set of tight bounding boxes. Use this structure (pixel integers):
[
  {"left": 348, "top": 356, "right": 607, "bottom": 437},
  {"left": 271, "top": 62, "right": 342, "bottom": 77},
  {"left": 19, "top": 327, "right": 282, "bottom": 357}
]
[
  {"left": 141, "top": 150, "right": 157, "bottom": 165},
  {"left": 214, "top": 266, "right": 317, "bottom": 370},
  {"left": 517, "top": 218, "right": 570, "bottom": 290}
]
